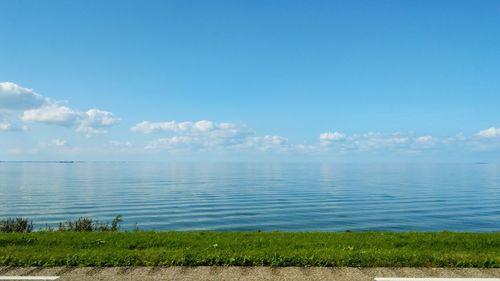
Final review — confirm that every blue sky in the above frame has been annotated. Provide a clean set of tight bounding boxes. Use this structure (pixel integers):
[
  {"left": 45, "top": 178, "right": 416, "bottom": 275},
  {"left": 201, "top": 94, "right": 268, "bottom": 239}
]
[{"left": 1, "top": 0, "right": 499, "bottom": 162}]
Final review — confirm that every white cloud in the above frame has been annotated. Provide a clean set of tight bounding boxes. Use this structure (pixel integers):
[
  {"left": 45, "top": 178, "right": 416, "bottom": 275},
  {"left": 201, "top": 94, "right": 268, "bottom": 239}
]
[
  {"left": 21, "top": 104, "right": 80, "bottom": 126},
  {"left": 3, "top": 81, "right": 499, "bottom": 158},
  {"left": 51, "top": 138, "right": 68, "bottom": 147},
  {"left": 139, "top": 123, "right": 476, "bottom": 154},
  {"left": 386, "top": 136, "right": 410, "bottom": 144},
  {"left": 141, "top": 128, "right": 497, "bottom": 155},
  {"left": 109, "top": 140, "right": 133, "bottom": 148},
  {"left": 0, "top": 120, "right": 12, "bottom": 131},
  {"left": 131, "top": 120, "right": 237, "bottom": 135},
  {"left": 1, "top": 82, "right": 120, "bottom": 135},
  {"left": 0, "top": 119, "right": 27, "bottom": 132},
  {"left": 243, "top": 135, "right": 289, "bottom": 151},
  {"left": 477, "top": 127, "right": 500, "bottom": 138},
  {"left": 349, "top": 132, "right": 407, "bottom": 151},
  {"left": 262, "top": 135, "right": 288, "bottom": 145},
  {"left": 193, "top": 120, "right": 214, "bottom": 132},
  {"left": 21, "top": 103, "right": 120, "bottom": 135},
  {"left": 318, "top": 131, "right": 444, "bottom": 153},
  {"left": 131, "top": 121, "right": 177, "bottom": 133},
  {"left": 76, "top": 109, "right": 121, "bottom": 135},
  {"left": 145, "top": 136, "right": 194, "bottom": 150},
  {"left": 0, "top": 82, "right": 47, "bottom": 110},
  {"left": 133, "top": 120, "right": 252, "bottom": 146},
  {"left": 319, "top": 132, "right": 346, "bottom": 141},
  {"left": 136, "top": 120, "right": 291, "bottom": 152},
  {"left": 415, "top": 135, "right": 435, "bottom": 144}
]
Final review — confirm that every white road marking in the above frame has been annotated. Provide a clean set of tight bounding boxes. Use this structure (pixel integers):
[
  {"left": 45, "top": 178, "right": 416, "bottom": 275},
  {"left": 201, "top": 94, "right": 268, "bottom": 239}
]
[
  {"left": 375, "top": 277, "right": 500, "bottom": 281},
  {"left": 0, "top": 277, "right": 59, "bottom": 280}
]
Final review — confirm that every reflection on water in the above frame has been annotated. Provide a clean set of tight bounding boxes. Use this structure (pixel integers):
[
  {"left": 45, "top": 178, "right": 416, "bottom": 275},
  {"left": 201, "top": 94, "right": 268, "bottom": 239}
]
[{"left": 0, "top": 162, "right": 499, "bottom": 231}]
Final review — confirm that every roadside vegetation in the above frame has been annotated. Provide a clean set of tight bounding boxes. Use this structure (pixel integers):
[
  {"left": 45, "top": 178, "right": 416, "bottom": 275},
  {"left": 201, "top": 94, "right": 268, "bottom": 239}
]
[
  {"left": 0, "top": 216, "right": 122, "bottom": 233},
  {"left": 0, "top": 218, "right": 33, "bottom": 233},
  {"left": 0, "top": 223, "right": 498, "bottom": 267}
]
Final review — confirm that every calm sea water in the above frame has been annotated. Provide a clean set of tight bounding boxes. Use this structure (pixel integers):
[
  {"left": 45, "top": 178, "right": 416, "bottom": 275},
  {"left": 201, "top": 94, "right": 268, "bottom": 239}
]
[{"left": 0, "top": 162, "right": 499, "bottom": 231}]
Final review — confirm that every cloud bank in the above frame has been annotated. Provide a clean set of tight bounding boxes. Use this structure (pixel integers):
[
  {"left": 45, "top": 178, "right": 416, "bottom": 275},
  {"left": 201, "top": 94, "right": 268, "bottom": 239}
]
[
  {"left": 0, "top": 119, "right": 27, "bottom": 132},
  {"left": 0, "top": 82, "right": 46, "bottom": 110},
  {"left": 2, "top": 82, "right": 500, "bottom": 159},
  {"left": 132, "top": 120, "right": 290, "bottom": 152},
  {"left": 477, "top": 127, "right": 500, "bottom": 139},
  {"left": 317, "top": 132, "right": 464, "bottom": 153},
  {"left": 0, "top": 82, "right": 120, "bottom": 135}
]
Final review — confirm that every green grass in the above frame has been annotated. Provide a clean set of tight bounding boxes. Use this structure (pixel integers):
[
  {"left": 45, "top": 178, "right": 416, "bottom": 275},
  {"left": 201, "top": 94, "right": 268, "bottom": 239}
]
[{"left": 0, "top": 232, "right": 498, "bottom": 267}]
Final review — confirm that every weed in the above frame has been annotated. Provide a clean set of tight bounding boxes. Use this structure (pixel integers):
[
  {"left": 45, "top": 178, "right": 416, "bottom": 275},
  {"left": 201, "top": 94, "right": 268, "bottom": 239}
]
[{"left": 0, "top": 218, "right": 33, "bottom": 233}]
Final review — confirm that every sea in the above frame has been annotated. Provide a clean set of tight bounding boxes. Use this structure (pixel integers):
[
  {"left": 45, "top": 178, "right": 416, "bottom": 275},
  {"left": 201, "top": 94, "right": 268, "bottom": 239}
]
[{"left": 0, "top": 162, "right": 498, "bottom": 231}]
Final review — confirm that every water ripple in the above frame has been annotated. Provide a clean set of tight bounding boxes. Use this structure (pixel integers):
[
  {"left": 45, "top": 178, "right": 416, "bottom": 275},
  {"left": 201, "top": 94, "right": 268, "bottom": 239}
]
[{"left": 0, "top": 162, "right": 499, "bottom": 231}]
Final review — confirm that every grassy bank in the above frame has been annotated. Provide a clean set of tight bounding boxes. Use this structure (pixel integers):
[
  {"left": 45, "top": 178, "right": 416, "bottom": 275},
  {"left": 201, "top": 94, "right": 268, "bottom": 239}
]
[{"left": 0, "top": 232, "right": 498, "bottom": 267}]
